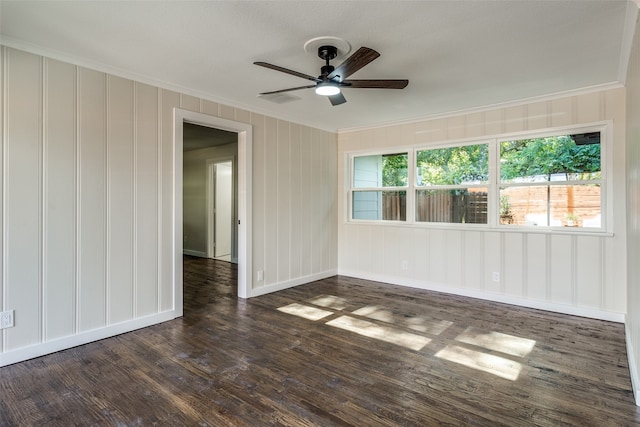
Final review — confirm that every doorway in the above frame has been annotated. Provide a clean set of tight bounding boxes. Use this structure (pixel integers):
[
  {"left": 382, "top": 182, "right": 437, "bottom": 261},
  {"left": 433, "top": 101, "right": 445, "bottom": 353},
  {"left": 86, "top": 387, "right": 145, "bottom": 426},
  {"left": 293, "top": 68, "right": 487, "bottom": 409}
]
[
  {"left": 207, "top": 159, "right": 234, "bottom": 262},
  {"left": 174, "top": 109, "right": 252, "bottom": 310}
]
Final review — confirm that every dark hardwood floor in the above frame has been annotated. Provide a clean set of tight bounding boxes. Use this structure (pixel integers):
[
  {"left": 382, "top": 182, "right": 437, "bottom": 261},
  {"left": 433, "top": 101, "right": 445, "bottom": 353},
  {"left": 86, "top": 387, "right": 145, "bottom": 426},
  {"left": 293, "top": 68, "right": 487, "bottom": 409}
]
[{"left": 1, "top": 255, "right": 640, "bottom": 426}]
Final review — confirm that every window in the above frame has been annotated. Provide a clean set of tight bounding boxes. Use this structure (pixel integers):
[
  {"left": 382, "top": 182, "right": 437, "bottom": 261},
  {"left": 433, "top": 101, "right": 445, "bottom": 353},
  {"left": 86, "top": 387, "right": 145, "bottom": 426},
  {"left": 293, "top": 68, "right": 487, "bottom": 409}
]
[
  {"left": 499, "top": 132, "right": 601, "bottom": 228},
  {"left": 416, "top": 143, "right": 489, "bottom": 224},
  {"left": 348, "top": 125, "right": 606, "bottom": 230},
  {"left": 352, "top": 153, "right": 408, "bottom": 221}
]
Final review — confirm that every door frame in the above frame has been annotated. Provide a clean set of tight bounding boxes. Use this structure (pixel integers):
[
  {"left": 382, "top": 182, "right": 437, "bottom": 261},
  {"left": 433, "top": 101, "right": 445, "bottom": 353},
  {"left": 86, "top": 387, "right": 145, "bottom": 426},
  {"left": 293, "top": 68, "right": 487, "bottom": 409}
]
[
  {"left": 207, "top": 156, "right": 236, "bottom": 261},
  {"left": 173, "top": 109, "right": 252, "bottom": 308}
]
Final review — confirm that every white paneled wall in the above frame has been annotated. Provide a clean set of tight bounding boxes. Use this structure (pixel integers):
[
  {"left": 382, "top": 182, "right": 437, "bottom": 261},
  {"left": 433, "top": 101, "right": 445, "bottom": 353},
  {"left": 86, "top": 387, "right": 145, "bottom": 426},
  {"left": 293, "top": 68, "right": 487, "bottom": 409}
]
[
  {"left": 625, "top": 3, "right": 640, "bottom": 405},
  {"left": 0, "top": 46, "right": 338, "bottom": 365},
  {"left": 250, "top": 114, "right": 338, "bottom": 295},
  {"left": 338, "top": 88, "right": 627, "bottom": 322}
]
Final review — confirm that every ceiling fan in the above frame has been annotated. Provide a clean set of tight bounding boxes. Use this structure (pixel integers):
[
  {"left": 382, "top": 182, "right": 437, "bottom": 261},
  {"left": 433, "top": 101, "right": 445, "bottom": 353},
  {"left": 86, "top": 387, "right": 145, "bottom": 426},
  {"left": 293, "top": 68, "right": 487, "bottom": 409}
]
[{"left": 254, "top": 45, "right": 409, "bottom": 106}]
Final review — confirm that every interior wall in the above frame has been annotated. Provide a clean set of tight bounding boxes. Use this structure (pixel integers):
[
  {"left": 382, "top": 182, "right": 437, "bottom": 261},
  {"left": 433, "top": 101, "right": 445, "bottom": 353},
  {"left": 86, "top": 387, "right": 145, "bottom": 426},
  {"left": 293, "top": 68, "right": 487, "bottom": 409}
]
[
  {"left": 625, "top": 3, "right": 640, "bottom": 405},
  {"left": 183, "top": 143, "right": 238, "bottom": 258},
  {"left": 0, "top": 46, "right": 338, "bottom": 366},
  {"left": 251, "top": 113, "right": 338, "bottom": 295},
  {"left": 338, "top": 87, "right": 627, "bottom": 322}
]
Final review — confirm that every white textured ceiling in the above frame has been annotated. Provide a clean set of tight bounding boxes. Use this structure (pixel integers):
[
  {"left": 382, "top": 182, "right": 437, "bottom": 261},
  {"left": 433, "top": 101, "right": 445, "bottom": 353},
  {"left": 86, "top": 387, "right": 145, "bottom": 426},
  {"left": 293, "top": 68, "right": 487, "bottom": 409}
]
[{"left": 0, "top": 1, "right": 636, "bottom": 132}]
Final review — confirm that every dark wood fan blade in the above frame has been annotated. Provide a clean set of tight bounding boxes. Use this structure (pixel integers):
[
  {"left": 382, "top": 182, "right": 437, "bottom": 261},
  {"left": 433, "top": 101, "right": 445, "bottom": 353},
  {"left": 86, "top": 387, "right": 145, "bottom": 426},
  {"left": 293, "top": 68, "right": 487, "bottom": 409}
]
[
  {"left": 328, "top": 92, "right": 347, "bottom": 106},
  {"left": 254, "top": 62, "right": 319, "bottom": 82},
  {"left": 342, "top": 79, "right": 409, "bottom": 89},
  {"left": 259, "top": 85, "right": 315, "bottom": 95},
  {"left": 327, "top": 47, "right": 380, "bottom": 81}
]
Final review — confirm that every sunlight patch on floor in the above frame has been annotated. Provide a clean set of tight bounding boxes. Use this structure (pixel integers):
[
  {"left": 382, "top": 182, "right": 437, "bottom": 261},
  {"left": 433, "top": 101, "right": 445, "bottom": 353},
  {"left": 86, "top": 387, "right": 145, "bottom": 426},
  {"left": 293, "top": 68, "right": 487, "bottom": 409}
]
[
  {"left": 277, "top": 303, "right": 334, "bottom": 321},
  {"left": 455, "top": 327, "right": 536, "bottom": 358},
  {"left": 353, "top": 306, "right": 453, "bottom": 335},
  {"left": 352, "top": 306, "right": 394, "bottom": 323},
  {"left": 436, "top": 345, "right": 523, "bottom": 381},
  {"left": 326, "top": 315, "right": 431, "bottom": 351},
  {"left": 405, "top": 316, "right": 453, "bottom": 335},
  {"left": 308, "top": 295, "right": 350, "bottom": 310}
]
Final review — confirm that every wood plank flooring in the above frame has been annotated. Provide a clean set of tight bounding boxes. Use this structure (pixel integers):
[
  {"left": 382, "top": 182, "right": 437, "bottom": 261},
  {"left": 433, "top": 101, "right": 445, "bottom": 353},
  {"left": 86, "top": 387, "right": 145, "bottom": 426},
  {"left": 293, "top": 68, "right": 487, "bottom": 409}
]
[{"left": 1, "top": 255, "right": 639, "bottom": 426}]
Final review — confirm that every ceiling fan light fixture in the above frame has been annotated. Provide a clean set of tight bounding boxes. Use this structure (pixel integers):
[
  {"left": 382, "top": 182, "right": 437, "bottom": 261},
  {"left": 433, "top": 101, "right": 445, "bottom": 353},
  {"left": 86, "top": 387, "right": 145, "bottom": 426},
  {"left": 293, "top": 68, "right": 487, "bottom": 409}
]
[{"left": 315, "top": 82, "right": 341, "bottom": 96}]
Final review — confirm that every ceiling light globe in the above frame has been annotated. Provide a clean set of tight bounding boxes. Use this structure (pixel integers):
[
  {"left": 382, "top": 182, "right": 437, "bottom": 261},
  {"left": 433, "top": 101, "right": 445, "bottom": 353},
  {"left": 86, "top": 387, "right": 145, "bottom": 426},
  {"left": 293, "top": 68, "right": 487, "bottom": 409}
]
[{"left": 315, "top": 83, "right": 340, "bottom": 96}]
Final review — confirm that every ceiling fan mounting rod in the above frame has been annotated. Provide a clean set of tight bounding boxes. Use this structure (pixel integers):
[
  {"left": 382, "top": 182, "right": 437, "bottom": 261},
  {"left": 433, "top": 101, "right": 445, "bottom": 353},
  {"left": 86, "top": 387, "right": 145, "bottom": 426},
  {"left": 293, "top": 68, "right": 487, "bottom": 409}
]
[{"left": 318, "top": 45, "right": 337, "bottom": 78}]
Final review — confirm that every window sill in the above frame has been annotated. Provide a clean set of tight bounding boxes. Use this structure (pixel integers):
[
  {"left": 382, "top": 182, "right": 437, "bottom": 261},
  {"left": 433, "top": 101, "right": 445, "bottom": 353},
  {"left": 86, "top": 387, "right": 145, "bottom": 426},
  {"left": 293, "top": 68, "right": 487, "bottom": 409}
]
[{"left": 344, "top": 220, "right": 614, "bottom": 237}]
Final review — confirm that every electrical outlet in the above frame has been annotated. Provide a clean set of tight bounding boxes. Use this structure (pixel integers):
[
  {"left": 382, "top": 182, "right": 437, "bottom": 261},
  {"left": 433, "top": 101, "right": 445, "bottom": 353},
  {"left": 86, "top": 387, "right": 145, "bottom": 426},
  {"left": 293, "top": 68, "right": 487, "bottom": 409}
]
[
  {"left": 402, "top": 260, "right": 409, "bottom": 270},
  {"left": 257, "top": 270, "right": 264, "bottom": 281},
  {"left": 0, "top": 310, "right": 14, "bottom": 329},
  {"left": 492, "top": 272, "right": 500, "bottom": 282}
]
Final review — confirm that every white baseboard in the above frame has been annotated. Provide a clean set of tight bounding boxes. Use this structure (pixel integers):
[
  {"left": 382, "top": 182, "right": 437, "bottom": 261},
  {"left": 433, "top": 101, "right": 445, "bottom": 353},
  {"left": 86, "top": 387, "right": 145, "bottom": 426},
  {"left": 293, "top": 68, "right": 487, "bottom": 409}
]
[
  {"left": 0, "top": 310, "right": 180, "bottom": 367},
  {"left": 338, "top": 269, "right": 625, "bottom": 323},
  {"left": 625, "top": 319, "right": 640, "bottom": 406},
  {"left": 249, "top": 269, "right": 338, "bottom": 298}
]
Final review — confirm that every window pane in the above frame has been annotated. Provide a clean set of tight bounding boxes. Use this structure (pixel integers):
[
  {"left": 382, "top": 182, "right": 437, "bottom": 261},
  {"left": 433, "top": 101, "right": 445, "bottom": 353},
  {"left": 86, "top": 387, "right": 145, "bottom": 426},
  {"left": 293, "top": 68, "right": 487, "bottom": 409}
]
[
  {"left": 416, "top": 189, "right": 488, "bottom": 224},
  {"left": 416, "top": 144, "right": 489, "bottom": 186},
  {"left": 353, "top": 191, "right": 406, "bottom": 221},
  {"left": 499, "top": 184, "right": 601, "bottom": 227},
  {"left": 353, "top": 153, "right": 408, "bottom": 188},
  {"left": 500, "top": 132, "right": 601, "bottom": 183}
]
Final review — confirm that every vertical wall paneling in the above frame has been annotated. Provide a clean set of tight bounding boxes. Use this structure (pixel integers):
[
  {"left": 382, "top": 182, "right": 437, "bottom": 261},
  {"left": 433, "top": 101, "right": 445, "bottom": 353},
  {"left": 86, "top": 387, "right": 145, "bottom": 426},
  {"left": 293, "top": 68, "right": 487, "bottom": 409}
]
[
  {"left": 299, "top": 125, "right": 312, "bottom": 277},
  {"left": 504, "top": 105, "right": 526, "bottom": 134},
  {"left": 575, "top": 236, "right": 603, "bottom": 309},
  {"left": 250, "top": 113, "right": 265, "bottom": 288},
  {"left": 43, "top": 58, "right": 77, "bottom": 340},
  {"left": 413, "top": 228, "right": 428, "bottom": 280},
  {"left": 549, "top": 235, "right": 573, "bottom": 304},
  {"left": 484, "top": 232, "right": 501, "bottom": 293},
  {"left": 526, "top": 101, "right": 550, "bottom": 130},
  {"left": 78, "top": 68, "right": 107, "bottom": 332},
  {"left": 503, "top": 233, "right": 524, "bottom": 297},
  {"left": 234, "top": 109, "right": 251, "bottom": 125},
  {"left": 310, "top": 130, "right": 323, "bottom": 273},
  {"left": 447, "top": 115, "right": 465, "bottom": 142},
  {"left": 0, "top": 46, "right": 4, "bottom": 353},
  {"left": 289, "top": 124, "right": 301, "bottom": 279},
  {"left": 624, "top": 5, "right": 640, "bottom": 403},
  {"left": 159, "top": 89, "right": 179, "bottom": 311},
  {"left": 463, "top": 231, "right": 483, "bottom": 290},
  {"left": 5, "top": 49, "right": 43, "bottom": 349},
  {"left": 551, "top": 97, "right": 574, "bottom": 128},
  {"left": 263, "top": 116, "right": 278, "bottom": 285},
  {"left": 484, "top": 109, "right": 503, "bottom": 136},
  {"left": 428, "top": 229, "right": 445, "bottom": 284},
  {"left": 576, "top": 92, "right": 602, "bottom": 123},
  {"left": 1, "top": 46, "right": 5, "bottom": 353},
  {"left": 107, "top": 76, "right": 134, "bottom": 324},
  {"left": 445, "top": 231, "right": 462, "bottom": 287},
  {"left": 327, "top": 132, "right": 338, "bottom": 271},
  {"left": 200, "top": 100, "right": 219, "bottom": 117},
  {"left": 0, "top": 47, "right": 339, "bottom": 364},
  {"left": 384, "top": 227, "right": 406, "bottom": 277},
  {"left": 179, "top": 94, "right": 199, "bottom": 112},
  {"left": 135, "top": 83, "right": 159, "bottom": 316},
  {"left": 219, "top": 104, "right": 235, "bottom": 121},
  {"left": 356, "top": 226, "right": 372, "bottom": 273},
  {"left": 525, "top": 234, "right": 548, "bottom": 301},
  {"left": 465, "top": 112, "right": 484, "bottom": 139},
  {"left": 338, "top": 86, "right": 627, "bottom": 322},
  {"left": 276, "top": 120, "right": 290, "bottom": 282}
]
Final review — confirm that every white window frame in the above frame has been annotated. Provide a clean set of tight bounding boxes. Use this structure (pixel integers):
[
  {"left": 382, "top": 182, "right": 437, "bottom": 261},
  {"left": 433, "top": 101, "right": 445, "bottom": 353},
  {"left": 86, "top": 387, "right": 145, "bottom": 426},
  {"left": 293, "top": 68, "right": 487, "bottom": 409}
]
[
  {"left": 346, "top": 121, "right": 611, "bottom": 234},
  {"left": 349, "top": 149, "right": 413, "bottom": 223},
  {"left": 495, "top": 122, "right": 609, "bottom": 232},
  {"left": 414, "top": 140, "right": 493, "bottom": 226}
]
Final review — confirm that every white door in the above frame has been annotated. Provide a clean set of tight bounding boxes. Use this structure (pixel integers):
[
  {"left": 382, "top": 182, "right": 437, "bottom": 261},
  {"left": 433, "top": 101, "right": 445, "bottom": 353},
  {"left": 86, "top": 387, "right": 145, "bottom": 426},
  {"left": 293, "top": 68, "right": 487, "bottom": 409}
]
[{"left": 214, "top": 161, "right": 233, "bottom": 259}]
